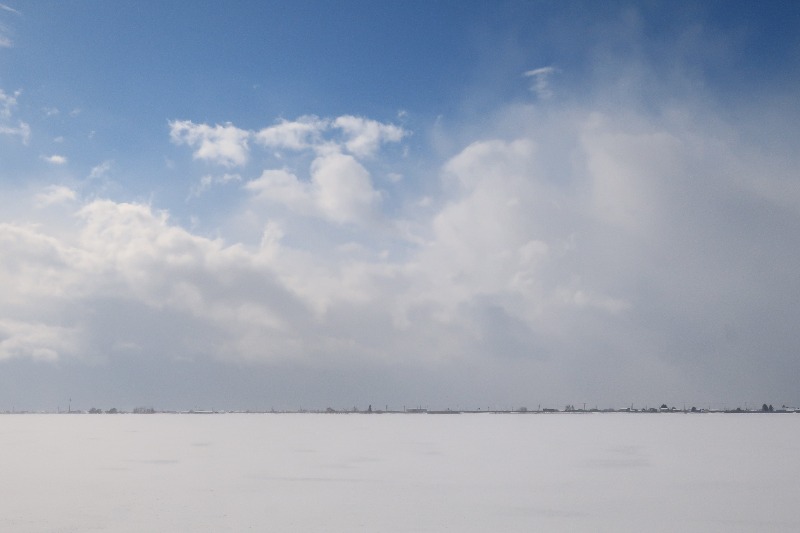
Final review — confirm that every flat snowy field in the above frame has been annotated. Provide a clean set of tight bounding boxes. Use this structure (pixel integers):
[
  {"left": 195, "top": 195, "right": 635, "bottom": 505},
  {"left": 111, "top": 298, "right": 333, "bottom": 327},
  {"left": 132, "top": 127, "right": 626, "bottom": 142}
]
[{"left": 1, "top": 413, "right": 798, "bottom": 532}]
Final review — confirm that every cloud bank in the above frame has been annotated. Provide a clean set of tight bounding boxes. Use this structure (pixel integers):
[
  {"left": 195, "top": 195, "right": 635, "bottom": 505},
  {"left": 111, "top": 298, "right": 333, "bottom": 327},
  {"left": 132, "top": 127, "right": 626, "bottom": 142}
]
[{"left": 3, "top": 83, "right": 800, "bottom": 409}]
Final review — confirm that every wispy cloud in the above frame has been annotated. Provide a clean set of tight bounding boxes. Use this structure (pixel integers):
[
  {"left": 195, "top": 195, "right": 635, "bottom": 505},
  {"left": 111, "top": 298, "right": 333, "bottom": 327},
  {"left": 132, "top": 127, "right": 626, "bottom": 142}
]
[
  {"left": 0, "top": 88, "right": 30, "bottom": 143},
  {"left": 0, "top": 4, "right": 20, "bottom": 48},
  {"left": 189, "top": 172, "right": 241, "bottom": 198},
  {"left": 0, "top": 3, "right": 21, "bottom": 16},
  {"left": 0, "top": 122, "right": 30, "bottom": 143},
  {"left": 0, "top": 88, "right": 20, "bottom": 119},
  {"left": 88, "top": 160, "right": 112, "bottom": 180},
  {"left": 524, "top": 66, "right": 558, "bottom": 99}
]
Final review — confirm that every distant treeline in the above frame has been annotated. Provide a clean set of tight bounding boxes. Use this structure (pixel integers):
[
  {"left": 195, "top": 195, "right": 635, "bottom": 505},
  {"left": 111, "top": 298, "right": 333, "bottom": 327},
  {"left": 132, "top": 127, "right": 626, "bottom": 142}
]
[{"left": 4, "top": 403, "right": 798, "bottom": 415}]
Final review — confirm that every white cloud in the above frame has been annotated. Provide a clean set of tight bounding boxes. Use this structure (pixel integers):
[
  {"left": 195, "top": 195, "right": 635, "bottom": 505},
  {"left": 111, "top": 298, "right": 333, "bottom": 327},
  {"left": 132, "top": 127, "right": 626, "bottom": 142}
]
[
  {"left": 0, "top": 319, "right": 79, "bottom": 361},
  {"left": 246, "top": 153, "right": 379, "bottom": 224},
  {"left": 333, "top": 115, "right": 407, "bottom": 158},
  {"left": 171, "top": 115, "right": 407, "bottom": 171},
  {"left": 0, "top": 197, "right": 316, "bottom": 363},
  {"left": 400, "top": 137, "right": 575, "bottom": 326},
  {"left": 245, "top": 169, "right": 312, "bottom": 214},
  {"left": 34, "top": 185, "right": 77, "bottom": 207},
  {"left": 164, "top": 115, "right": 405, "bottom": 224},
  {"left": 169, "top": 120, "right": 250, "bottom": 167},
  {"left": 42, "top": 154, "right": 67, "bottom": 165},
  {"left": 255, "top": 116, "right": 328, "bottom": 151},
  {"left": 310, "top": 152, "right": 379, "bottom": 223}
]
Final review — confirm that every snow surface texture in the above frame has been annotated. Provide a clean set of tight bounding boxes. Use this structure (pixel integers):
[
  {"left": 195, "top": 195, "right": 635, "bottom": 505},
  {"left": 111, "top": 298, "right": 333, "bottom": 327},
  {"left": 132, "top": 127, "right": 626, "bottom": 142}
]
[{"left": 1, "top": 413, "right": 798, "bottom": 532}]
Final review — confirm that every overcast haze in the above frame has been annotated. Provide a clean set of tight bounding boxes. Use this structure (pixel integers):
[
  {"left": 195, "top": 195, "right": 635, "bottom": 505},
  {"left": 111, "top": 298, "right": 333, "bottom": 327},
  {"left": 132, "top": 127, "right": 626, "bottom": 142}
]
[{"left": 1, "top": 1, "right": 799, "bottom": 411}]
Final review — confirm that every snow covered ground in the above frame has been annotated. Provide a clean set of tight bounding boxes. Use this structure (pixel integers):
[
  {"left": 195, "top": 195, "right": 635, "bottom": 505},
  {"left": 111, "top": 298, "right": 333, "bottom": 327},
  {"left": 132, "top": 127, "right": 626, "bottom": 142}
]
[{"left": 1, "top": 413, "right": 798, "bottom": 532}]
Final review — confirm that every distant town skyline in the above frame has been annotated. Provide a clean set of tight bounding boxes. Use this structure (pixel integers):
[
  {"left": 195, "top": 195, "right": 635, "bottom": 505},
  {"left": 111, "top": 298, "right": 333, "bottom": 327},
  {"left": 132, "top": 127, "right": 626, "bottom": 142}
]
[{"left": 1, "top": 1, "right": 800, "bottom": 411}]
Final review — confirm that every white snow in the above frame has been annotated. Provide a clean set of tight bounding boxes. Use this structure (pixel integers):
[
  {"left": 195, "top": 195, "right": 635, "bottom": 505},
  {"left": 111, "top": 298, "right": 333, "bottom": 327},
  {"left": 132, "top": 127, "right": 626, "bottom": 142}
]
[{"left": 1, "top": 413, "right": 798, "bottom": 532}]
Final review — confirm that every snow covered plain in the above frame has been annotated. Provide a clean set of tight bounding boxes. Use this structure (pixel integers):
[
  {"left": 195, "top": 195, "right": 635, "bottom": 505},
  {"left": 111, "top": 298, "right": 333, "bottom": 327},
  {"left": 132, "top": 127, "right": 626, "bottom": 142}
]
[{"left": 1, "top": 413, "right": 798, "bottom": 532}]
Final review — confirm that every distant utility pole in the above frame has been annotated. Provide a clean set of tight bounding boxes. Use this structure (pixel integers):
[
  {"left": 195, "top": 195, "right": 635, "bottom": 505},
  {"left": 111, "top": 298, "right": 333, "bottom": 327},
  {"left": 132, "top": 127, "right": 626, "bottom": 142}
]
[{"left": 68, "top": 398, "right": 71, "bottom": 413}]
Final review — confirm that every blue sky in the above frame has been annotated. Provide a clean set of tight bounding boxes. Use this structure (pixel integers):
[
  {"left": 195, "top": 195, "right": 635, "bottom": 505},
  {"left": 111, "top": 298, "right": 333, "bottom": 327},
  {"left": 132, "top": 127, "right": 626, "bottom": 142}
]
[{"left": 1, "top": 1, "right": 800, "bottom": 411}]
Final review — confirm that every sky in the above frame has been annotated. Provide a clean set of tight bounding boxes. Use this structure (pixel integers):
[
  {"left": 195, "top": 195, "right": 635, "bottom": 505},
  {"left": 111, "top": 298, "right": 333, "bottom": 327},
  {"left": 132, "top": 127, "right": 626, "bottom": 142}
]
[{"left": 1, "top": 1, "right": 799, "bottom": 411}]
